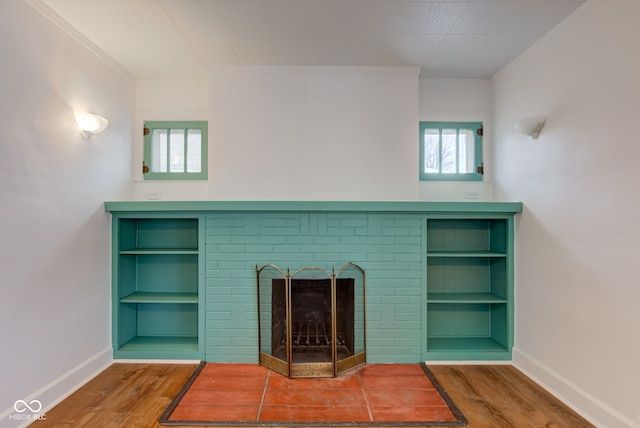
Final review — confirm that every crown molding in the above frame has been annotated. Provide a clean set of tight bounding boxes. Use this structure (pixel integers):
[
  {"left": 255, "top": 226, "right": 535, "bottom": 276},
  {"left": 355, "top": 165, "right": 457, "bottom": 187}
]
[{"left": 24, "top": 0, "right": 136, "bottom": 81}]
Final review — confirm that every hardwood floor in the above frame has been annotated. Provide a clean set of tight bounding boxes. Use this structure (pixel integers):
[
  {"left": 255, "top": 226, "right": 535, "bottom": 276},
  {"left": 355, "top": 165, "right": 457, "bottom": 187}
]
[
  {"left": 428, "top": 366, "right": 594, "bottom": 428},
  {"left": 30, "top": 363, "right": 594, "bottom": 428}
]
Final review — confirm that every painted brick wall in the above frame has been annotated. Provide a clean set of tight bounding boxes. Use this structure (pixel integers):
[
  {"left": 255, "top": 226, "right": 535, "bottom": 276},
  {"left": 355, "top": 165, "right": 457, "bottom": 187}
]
[{"left": 204, "top": 211, "right": 425, "bottom": 363}]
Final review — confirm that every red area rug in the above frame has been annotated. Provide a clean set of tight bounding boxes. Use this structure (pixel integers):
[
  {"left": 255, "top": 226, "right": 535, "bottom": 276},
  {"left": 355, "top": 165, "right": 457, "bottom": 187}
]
[{"left": 159, "top": 362, "right": 466, "bottom": 426}]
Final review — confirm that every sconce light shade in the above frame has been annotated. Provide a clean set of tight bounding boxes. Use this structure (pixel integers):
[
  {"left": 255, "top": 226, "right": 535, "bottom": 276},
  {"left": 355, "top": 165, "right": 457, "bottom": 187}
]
[
  {"left": 74, "top": 111, "right": 109, "bottom": 138},
  {"left": 514, "top": 114, "right": 546, "bottom": 139}
]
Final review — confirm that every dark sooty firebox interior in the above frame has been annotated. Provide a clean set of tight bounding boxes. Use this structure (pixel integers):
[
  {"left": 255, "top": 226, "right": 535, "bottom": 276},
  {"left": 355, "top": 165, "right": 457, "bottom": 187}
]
[{"left": 272, "top": 278, "right": 355, "bottom": 363}]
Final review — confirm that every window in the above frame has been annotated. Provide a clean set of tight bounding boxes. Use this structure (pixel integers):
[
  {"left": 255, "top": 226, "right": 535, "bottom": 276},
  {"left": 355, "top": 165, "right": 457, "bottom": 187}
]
[
  {"left": 143, "top": 121, "right": 208, "bottom": 180},
  {"left": 419, "top": 122, "right": 483, "bottom": 181}
]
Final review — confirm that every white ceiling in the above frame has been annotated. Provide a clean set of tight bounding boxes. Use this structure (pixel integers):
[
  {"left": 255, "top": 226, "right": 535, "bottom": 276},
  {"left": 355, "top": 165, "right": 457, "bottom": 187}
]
[{"left": 39, "top": 0, "right": 585, "bottom": 79}]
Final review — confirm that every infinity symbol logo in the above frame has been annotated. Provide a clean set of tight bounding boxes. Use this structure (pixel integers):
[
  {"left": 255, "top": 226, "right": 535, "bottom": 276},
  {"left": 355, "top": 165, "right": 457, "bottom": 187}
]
[{"left": 14, "top": 399, "right": 42, "bottom": 413}]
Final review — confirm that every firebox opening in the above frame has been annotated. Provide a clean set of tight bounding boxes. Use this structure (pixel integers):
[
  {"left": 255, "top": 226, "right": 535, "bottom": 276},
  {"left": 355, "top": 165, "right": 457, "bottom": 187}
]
[
  {"left": 257, "top": 262, "right": 366, "bottom": 378},
  {"left": 272, "top": 278, "right": 355, "bottom": 364}
]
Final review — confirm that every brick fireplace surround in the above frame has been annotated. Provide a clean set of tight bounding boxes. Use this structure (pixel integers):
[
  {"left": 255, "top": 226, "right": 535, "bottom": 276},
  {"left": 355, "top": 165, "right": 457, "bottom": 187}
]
[{"left": 106, "top": 200, "right": 522, "bottom": 364}]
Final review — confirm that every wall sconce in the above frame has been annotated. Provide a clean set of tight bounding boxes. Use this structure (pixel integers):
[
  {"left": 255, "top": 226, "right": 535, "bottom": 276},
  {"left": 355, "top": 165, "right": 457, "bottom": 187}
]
[
  {"left": 74, "top": 111, "right": 109, "bottom": 138},
  {"left": 514, "top": 114, "right": 546, "bottom": 139}
]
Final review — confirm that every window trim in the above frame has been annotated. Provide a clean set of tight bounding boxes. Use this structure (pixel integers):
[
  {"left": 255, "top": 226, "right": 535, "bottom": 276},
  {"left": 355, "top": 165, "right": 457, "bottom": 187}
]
[
  {"left": 419, "top": 121, "right": 483, "bottom": 182},
  {"left": 143, "top": 121, "right": 208, "bottom": 181}
]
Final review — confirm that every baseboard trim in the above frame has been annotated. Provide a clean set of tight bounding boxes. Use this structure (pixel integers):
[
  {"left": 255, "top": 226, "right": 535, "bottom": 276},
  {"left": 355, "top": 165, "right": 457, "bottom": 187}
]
[
  {"left": 0, "top": 346, "right": 112, "bottom": 428},
  {"left": 425, "top": 360, "right": 512, "bottom": 365},
  {"left": 513, "top": 348, "right": 638, "bottom": 428},
  {"left": 113, "top": 359, "right": 201, "bottom": 364}
]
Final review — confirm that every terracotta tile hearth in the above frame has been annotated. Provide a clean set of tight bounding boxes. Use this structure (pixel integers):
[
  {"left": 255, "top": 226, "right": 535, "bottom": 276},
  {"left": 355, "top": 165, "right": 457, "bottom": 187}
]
[{"left": 162, "top": 363, "right": 466, "bottom": 426}]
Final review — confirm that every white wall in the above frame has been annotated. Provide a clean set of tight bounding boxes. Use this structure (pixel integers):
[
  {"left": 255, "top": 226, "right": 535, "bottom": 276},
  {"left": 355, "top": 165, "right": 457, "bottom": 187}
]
[
  {"left": 493, "top": 1, "right": 640, "bottom": 426},
  {"left": 207, "top": 66, "right": 419, "bottom": 201},
  {"left": 133, "top": 79, "right": 209, "bottom": 201},
  {"left": 419, "top": 78, "right": 494, "bottom": 201},
  {"left": 0, "top": 1, "right": 134, "bottom": 424},
  {"left": 132, "top": 72, "right": 499, "bottom": 203}
]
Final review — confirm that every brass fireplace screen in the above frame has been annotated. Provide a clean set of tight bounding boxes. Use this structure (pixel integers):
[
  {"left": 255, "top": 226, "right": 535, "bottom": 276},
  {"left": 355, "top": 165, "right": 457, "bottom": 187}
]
[{"left": 256, "top": 263, "right": 366, "bottom": 378}]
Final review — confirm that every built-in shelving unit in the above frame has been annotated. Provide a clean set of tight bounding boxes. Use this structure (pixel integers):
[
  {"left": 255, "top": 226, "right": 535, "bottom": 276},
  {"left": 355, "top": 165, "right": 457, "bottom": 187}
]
[
  {"left": 106, "top": 201, "right": 521, "bottom": 362},
  {"left": 425, "top": 217, "right": 513, "bottom": 360},
  {"left": 112, "top": 214, "right": 204, "bottom": 359}
]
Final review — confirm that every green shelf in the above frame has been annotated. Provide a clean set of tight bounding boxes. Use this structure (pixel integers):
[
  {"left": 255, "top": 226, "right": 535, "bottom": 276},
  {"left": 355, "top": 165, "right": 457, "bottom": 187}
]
[
  {"left": 120, "top": 292, "right": 198, "bottom": 304},
  {"left": 113, "top": 214, "right": 204, "bottom": 360},
  {"left": 118, "top": 336, "right": 199, "bottom": 352},
  {"left": 427, "top": 292, "right": 507, "bottom": 304},
  {"left": 427, "top": 251, "right": 507, "bottom": 258},
  {"left": 425, "top": 217, "right": 513, "bottom": 361},
  {"left": 427, "top": 337, "right": 508, "bottom": 352},
  {"left": 120, "top": 248, "right": 198, "bottom": 255}
]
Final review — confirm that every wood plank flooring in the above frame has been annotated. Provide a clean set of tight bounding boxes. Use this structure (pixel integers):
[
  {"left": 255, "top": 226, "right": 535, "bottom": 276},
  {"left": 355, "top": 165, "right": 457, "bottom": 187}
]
[{"left": 30, "top": 363, "right": 595, "bottom": 428}]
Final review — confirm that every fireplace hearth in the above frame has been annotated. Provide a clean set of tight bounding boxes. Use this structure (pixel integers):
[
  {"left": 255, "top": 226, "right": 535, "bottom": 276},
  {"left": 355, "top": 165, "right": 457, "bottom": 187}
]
[{"left": 257, "top": 263, "right": 366, "bottom": 378}]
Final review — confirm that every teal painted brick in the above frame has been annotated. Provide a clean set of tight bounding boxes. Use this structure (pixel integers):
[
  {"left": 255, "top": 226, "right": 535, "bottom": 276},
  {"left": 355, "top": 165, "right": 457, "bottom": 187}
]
[
  {"left": 375, "top": 347, "right": 421, "bottom": 357},
  {"left": 354, "top": 244, "right": 382, "bottom": 253},
  {"left": 205, "top": 269, "right": 244, "bottom": 278},
  {"left": 204, "top": 210, "right": 427, "bottom": 363},
  {"left": 340, "top": 219, "right": 368, "bottom": 227},
  {"left": 394, "top": 236, "right": 422, "bottom": 245},
  {"left": 213, "top": 261, "right": 252, "bottom": 270},
  {"left": 327, "top": 227, "right": 358, "bottom": 235},
  {"left": 372, "top": 329, "right": 421, "bottom": 339},
  {"left": 272, "top": 245, "right": 304, "bottom": 253},
  {"left": 392, "top": 288, "right": 422, "bottom": 297},
  {"left": 381, "top": 244, "right": 420, "bottom": 253},
  {"left": 394, "top": 253, "right": 422, "bottom": 262},
  {"left": 206, "top": 252, "right": 235, "bottom": 261},
  {"left": 207, "top": 311, "right": 232, "bottom": 321},
  {"left": 218, "top": 328, "right": 256, "bottom": 338},
  {"left": 382, "top": 227, "right": 411, "bottom": 235},
  {"left": 367, "top": 355, "right": 418, "bottom": 364},
  {"left": 205, "top": 353, "right": 257, "bottom": 364},
  {"left": 269, "top": 227, "right": 301, "bottom": 235},
  {"left": 393, "top": 218, "right": 423, "bottom": 227},
  {"left": 393, "top": 338, "right": 423, "bottom": 347},
  {"left": 380, "top": 261, "right": 415, "bottom": 270},
  {"left": 366, "top": 286, "right": 413, "bottom": 297},
  {"left": 206, "top": 235, "right": 233, "bottom": 244},
  {"left": 326, "top": 244, "right": 354, "bottom": 252},
  {"left": 313, "top": 236, "right": 345, "bottom": 245},
  {"left": 285, "top": 235, "right": 314, "bottom": 244},
  {"left": 367, "top": 335, "right": 420, "bottom": 347},
  {"left": 205, "top": 337, "right": 232, "bottom": 346},
  {"left": 327, "top": 213, "right": 365, "bottom": 221},
  {"left": 208, "top": 292, "right": 254, "bottom": 303},
  {"left": 395, "top": 313, "right": 421, "bottom": 321},
  {"left": 340, "top": 236, "right": 369, "bottom": 245},
  {"left": 367, "top": 237, "right": 398, "bottom": 245},
  {"left": 393, "top": 303, "right": 422, "bottom": 312},
  {"left": 205, "top": 217, "right": 234, "bottom": 227},
  {"left": 365, "top": 255, "right": 395, "bottom": 264},
  {"left": 205, "top": 302, "right": 235, "bottom": 311},
  {"left": 256, "top": 236, "right": 288, "bottom": 245},
  {"left": 245, "top": 244, "right": 273, "bottom": 253},
  {"left": 206, "top": 320, "right": 252, "bottom": 331},
  {"left": 214, "top": 244, "right": 247, "bottom": 253},
  {"left": 228, "top": 252, "right": 256, "bottom": 261},
  {"left": 259, "top": 218, "right": 288, "bottom": 227},
  {"left": 296, "top": 244, "right": 323, "bottom": 253},
  {"left": 369, "top": 270, "right": 421, "bottom": 280},
  {"left": 230, "top": 337, "right": 257, "bottom": 347}
]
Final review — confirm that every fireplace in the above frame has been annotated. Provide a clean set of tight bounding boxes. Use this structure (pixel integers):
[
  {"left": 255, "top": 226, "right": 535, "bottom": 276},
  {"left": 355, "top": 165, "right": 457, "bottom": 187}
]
[{"left": 257, "top": 263, "right": 366, "bottom": 378}]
